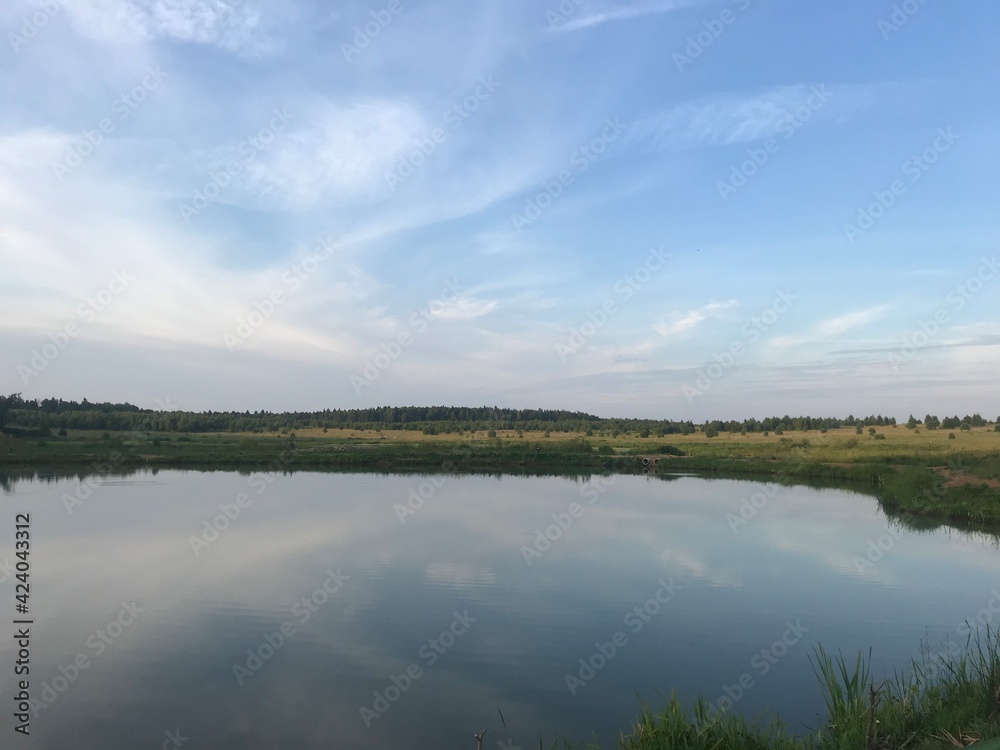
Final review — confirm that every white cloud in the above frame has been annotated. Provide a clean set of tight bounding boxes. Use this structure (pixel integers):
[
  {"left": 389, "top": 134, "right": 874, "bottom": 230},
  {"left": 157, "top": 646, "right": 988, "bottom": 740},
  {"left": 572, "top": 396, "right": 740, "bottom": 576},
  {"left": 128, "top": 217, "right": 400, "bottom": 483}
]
[
  {"left": 815, "top": 304, "right": 891, "bottom": 336},
  {"left": 432, "top": 297, "right": 499, "bottom": 321},
  {"left": 234, "top": 100, "right": 429, "bottom": 210},
  {"left": 551, "top": 0, "right": 708, "bottom": 33},
  {"left": 769, "top": 305, "right": 892, "bottom": 349},
  {"left": 630, "top": 85, "right": 844, "bottom": 150},
  {"left": 62, "top": 0, "right": 279, "bottom": 55},
  {"left": 654, "top": 300, "right": 738, "bottom": 337},
  {"left": 0, "top": 131, "right": 373, "bottom": 363}
]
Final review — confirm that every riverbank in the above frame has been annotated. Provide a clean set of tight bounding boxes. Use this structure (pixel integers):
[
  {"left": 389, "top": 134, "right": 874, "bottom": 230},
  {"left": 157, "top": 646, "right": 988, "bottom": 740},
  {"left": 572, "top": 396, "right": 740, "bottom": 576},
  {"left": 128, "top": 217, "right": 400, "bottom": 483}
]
[
  {"left": 1, "top": 426, "right": 998, "bottom": 524},
  {"left": 600, "top": 630, "right": 1000, "bottom": 750}
]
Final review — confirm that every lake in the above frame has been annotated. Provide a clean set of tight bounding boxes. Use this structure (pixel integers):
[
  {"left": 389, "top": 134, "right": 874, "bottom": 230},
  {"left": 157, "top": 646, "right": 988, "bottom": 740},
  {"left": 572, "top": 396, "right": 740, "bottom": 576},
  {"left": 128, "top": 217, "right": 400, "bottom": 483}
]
[{"left": 2, "top": 469, "right": 999, "bottom": 749}]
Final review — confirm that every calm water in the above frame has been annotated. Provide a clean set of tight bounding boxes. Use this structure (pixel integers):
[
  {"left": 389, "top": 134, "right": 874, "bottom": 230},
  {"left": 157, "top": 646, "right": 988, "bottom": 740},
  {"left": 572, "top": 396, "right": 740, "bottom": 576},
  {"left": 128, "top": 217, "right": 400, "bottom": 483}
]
[{"left": 2, "top": 469, "right": 999, "bottom": 749}]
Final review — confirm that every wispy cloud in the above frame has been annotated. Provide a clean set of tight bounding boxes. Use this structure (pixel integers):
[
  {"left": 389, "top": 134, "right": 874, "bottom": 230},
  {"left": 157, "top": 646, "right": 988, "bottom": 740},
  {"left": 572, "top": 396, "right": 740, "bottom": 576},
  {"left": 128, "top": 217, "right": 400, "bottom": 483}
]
[
  {"left": 550, "top": 0, "right": 707, "bottom": 34},
  {"left": 62, "top": 0, "right": 283, "bottom": 55},
  {"left": 814, "top": 305, "right": 891, "bottom": 337},
  {"left": 770, "top": 305, "right": 892, "bottom": 349},
  {"left": 236, "top": 99, "right": 428, "bottom": 209},
  {"left": 433, "top": 297, "right": 499, "bottom": 321},
  {"left": 630, "top": 85, "right": 847, "bottom": 151},
  {"left": 654, "top": 300, "right": 738, "bottom": 337}
]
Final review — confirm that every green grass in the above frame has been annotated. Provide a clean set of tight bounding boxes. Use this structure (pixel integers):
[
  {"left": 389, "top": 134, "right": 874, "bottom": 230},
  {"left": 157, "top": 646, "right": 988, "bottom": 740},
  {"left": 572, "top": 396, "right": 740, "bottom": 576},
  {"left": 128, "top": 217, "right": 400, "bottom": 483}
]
[
  {"left": 2, "top": 426, "right": 998, "bottom": 525},
  {"left": 587, "top": 630, "right": 1000, "bottom": 750}
]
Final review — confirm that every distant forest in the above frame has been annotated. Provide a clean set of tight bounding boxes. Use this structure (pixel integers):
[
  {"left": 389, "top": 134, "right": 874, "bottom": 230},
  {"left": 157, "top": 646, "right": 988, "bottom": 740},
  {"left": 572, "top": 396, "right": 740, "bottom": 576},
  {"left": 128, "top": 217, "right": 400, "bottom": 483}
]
[{"left": 1, "top": 395, "right": 996, "bottom": 437}]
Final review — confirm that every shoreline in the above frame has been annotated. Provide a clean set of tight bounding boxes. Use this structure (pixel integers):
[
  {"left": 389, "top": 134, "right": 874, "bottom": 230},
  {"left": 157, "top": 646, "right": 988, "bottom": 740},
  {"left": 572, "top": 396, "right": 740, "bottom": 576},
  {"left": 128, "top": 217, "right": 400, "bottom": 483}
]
[{"left": 2, "top": 429, "right": 999, "bottom": 527}]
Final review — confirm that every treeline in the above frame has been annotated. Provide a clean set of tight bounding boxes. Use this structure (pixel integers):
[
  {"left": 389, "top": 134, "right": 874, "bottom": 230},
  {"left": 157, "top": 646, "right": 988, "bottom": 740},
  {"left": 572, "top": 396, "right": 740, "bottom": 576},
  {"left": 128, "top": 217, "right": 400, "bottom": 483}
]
[
  {"left": 911, "top": 413, "right": 991, "bottom": 429},
  {"left": 0, "top": 395, "right": 996, "bottom": 437}
]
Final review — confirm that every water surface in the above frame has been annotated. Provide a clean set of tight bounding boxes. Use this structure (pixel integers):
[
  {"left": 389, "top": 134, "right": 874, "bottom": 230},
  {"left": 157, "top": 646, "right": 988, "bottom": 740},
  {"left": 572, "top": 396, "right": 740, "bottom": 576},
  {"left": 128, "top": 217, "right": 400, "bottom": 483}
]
[{"left": 2, "top": 470, "right": 999, "bottom": 748}]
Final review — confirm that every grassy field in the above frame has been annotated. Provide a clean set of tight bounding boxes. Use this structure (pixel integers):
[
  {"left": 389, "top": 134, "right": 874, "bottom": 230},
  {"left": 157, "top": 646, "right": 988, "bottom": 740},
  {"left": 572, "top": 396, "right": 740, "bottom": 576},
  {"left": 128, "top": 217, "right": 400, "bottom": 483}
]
[{"left": 2, "top": 425, "right": 998, "bottom": 524}]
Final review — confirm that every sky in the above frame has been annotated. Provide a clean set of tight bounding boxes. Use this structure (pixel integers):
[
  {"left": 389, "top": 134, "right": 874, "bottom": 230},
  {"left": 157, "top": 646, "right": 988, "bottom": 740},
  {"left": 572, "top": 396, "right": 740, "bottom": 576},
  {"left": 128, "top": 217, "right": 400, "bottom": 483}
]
[{"left": 1, "top": 0, "right": 998, "bottom": 421}]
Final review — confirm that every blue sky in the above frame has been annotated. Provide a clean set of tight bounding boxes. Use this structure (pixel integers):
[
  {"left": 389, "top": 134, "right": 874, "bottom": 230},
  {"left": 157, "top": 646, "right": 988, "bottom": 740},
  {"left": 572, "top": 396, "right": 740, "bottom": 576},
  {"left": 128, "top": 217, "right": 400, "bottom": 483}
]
[{"left": 1, "top": 0, "right": 997, "bottom": 419}]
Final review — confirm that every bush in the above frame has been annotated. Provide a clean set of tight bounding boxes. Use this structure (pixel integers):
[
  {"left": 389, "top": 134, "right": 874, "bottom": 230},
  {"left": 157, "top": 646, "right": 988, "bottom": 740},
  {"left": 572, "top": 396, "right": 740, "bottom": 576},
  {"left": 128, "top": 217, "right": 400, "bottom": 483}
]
[
  {"left": 58, "top": 428, "right": 67, "bottom": 437},
  {"left": 639, "top": 428, "right": 650, "bottom": 438},
  {"left": 487, "top": 429, "right": 497, "bottom": 438},
  {"left": 704, "top": 426, "right": 719, "bottom": 438},
  {"left": 655, "top": 445, "right": 685, "bottom": 456},
  {"left": 948, "top": 432, "right": 956, "bottom": 440},
  {"left": 874, "top": 433, "right": 886, "bottom": 440}
]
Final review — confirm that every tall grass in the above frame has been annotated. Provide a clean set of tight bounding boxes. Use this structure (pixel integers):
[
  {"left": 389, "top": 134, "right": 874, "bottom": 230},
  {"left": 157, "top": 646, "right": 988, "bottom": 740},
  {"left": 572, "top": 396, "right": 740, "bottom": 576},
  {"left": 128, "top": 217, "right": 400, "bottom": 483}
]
[{"left": 601, "top": 630, "right": 1000, "bottom": 750}]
